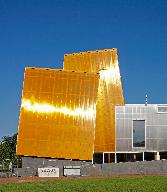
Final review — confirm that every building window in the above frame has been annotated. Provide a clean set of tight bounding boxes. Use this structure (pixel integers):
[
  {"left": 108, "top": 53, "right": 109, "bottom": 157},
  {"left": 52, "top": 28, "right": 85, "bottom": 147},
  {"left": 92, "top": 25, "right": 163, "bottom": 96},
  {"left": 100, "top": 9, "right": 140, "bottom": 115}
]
[
  {"left": 157, "top": 105, "right": 167, "bottom": 113},
  {"left": 133, "top": 120, "right": 145, "bottom": 148}
]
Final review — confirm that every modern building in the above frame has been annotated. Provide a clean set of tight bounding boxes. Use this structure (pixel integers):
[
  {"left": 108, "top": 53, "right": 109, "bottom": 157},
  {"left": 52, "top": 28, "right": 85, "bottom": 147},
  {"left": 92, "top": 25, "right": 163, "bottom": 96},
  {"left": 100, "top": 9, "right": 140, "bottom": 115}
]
[
  {"left": 64, "top": 48, "right": 124, "bottom": 152},
  {"left": 16, "top": 68, "right": 99, "bottom": 160},
  {"left": 94, "top": 104, "right": 167, "bottom": 163},
  {"left": 16, "top": 48, "right": 124, "bottom": 161},
  {"left": 16, "top": 48, "right": 167, "bottom": 167}
]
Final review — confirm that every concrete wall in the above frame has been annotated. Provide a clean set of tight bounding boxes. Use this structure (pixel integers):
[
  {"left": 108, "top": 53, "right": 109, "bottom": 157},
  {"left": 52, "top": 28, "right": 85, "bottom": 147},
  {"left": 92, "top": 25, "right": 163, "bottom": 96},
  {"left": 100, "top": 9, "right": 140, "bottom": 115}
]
[
  {"left": 14, "top": 157, "right": 167, "bottom": 177},
  {"left": 81, "top": 160, "right": 167, "bottom": 176},
  {"left": 14, "top": 157, "right": 91, "bottom": 176}
]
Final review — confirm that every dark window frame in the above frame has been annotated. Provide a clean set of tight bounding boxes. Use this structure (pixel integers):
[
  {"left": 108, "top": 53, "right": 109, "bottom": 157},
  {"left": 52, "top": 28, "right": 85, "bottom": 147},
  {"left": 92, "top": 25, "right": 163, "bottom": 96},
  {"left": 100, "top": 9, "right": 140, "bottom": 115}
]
[
  {"left": 132, "top": 119, "right": 146, "bottom": 148},
  {"left": 157, "top": 105, "right": 167, "bottom": 113}
]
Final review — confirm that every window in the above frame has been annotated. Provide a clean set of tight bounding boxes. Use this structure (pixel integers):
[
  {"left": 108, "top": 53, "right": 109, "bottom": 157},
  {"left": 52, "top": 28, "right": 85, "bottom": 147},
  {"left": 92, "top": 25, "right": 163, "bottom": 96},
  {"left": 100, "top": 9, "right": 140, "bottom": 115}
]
[
  {"left": 133, "top": 120, "right": 145, "bottom": 148},
  {"left": 157, "top": 105, "right": 167, "bottom": 113}
]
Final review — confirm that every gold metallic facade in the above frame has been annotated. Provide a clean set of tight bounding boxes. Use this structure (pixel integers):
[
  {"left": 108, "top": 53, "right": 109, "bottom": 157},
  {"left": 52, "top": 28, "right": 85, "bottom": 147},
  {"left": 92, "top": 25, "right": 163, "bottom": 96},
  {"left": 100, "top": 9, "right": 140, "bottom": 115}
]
[
  {"left": 64, "top": 48, "right": 124, "bottom": 152},
  {"left": 16, "top": 68, "right": 99, "bottom": 160}
]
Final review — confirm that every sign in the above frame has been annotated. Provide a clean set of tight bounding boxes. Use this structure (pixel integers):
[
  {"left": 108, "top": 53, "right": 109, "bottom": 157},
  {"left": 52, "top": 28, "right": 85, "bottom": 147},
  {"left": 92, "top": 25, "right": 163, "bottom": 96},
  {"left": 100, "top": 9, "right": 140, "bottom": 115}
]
[
  {"left": 64, "top": 166, "right": 80, "bottom": 176},
  {"left": 38, "top": 167, "right": 59, "bottom": 177}
]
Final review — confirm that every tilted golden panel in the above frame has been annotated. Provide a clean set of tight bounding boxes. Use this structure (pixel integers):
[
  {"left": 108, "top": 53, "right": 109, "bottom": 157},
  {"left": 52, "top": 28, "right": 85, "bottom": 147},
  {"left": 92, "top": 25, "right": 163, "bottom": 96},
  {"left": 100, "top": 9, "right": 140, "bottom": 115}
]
[
  {"left": 16, "top": 68, "right": 99, "bottom": 160},
  {"left": 64, "top": 48, "right": 124, "bottom": 152}
]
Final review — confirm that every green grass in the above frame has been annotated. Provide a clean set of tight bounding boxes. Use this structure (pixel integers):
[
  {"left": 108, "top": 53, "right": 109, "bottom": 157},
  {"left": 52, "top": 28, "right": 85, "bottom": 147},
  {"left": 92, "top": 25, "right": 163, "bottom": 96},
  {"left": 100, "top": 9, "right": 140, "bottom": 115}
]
[{"left": 0, "top": 176, "right": 167, "bottom": 192}]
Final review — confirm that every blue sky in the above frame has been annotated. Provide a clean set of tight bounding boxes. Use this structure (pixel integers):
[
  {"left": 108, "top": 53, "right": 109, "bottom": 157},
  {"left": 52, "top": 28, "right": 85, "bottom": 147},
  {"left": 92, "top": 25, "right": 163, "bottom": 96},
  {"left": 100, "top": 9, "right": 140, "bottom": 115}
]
[{"left": 0, "top": 0, "right": 167, "bottom": 138}]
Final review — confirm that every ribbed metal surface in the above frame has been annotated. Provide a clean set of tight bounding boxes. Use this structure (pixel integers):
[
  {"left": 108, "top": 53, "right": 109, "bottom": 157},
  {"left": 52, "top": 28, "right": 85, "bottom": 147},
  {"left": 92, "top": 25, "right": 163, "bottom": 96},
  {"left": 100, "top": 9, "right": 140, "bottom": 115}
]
[
  {"left": 64, "top": 48, "right": 124, "bottom": 152},
  {"left": 116, "top": 104, "right": 167, "bottom": 152},
  {"left": 16, "top": 67, "right": 99, "bottom": 160}
]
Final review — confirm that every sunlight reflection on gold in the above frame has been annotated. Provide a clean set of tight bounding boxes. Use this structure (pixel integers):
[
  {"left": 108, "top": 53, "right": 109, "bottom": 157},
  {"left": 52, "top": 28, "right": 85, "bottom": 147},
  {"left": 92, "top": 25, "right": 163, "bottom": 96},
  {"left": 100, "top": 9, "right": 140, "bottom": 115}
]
[
  {"left": 99, "top": 62, "right": 121, "bottom": 85},
  {"left": 21, "top": 99, "right": 96, "bottom": 119}
]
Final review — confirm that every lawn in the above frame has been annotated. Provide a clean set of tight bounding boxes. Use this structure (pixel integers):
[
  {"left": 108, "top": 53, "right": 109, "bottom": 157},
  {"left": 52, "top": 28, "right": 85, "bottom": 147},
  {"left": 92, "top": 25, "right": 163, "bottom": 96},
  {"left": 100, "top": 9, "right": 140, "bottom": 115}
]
[{"left": 0, "top": 176, "right": 167, "bottom": 192}]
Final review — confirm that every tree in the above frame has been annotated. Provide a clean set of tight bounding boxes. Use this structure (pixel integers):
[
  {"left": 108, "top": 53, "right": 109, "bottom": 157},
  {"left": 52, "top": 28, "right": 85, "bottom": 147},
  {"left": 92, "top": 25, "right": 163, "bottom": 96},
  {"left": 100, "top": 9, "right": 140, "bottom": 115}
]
[{"left": 0, "top": 133, "right": 18, "bottom": 165}]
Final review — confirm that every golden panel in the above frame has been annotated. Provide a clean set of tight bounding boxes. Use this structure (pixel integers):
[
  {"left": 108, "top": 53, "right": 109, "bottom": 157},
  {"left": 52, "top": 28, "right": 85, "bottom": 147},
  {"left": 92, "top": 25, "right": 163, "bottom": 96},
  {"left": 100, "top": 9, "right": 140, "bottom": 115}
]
[
  {"left": 64, "top": 48, "right": 124, "bottom": 152},
  {"left": 16, "top": 67, "right": 99, "bottom": 160}
]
